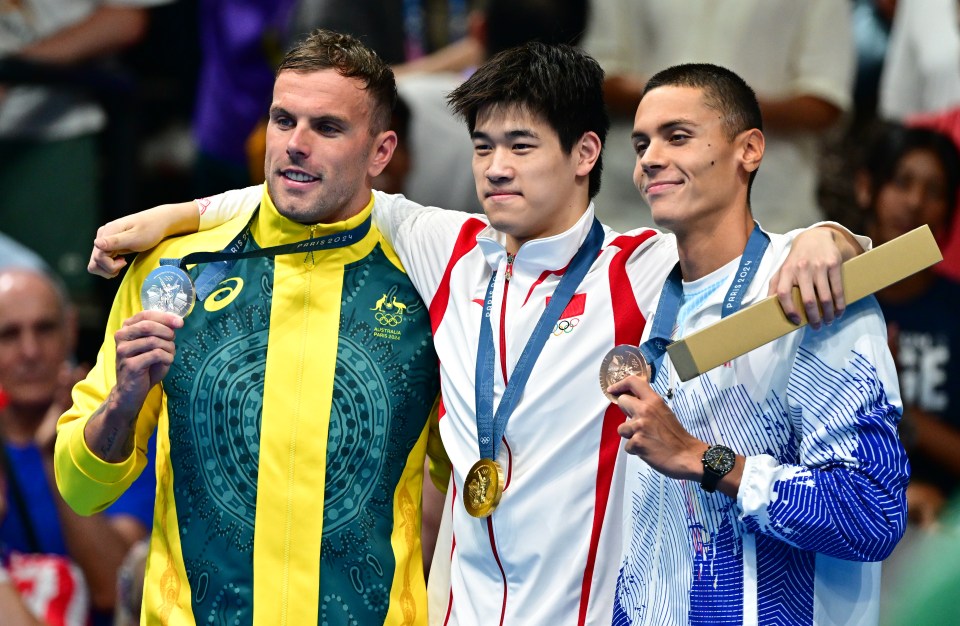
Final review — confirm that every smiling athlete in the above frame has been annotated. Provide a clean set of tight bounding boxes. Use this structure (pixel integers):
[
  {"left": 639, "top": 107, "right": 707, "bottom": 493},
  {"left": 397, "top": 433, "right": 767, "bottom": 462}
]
[
  {"left": 82, "top": 44, "right": 866, "bottom": 625},
  {"left": 609, "top": 64, "right": 908, "bottom": 626}
]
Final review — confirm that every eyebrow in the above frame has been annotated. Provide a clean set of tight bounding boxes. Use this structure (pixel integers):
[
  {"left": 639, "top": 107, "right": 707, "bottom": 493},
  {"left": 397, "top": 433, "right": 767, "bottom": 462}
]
[
  {"left": 269, "top": 106, "right": 349, "bottom": 127},
  {"left": 471, "top": 128, "right": 540, "bottom": 141},
  {"left": 631, "top": 118, "right": 698, "bottom": 141}
]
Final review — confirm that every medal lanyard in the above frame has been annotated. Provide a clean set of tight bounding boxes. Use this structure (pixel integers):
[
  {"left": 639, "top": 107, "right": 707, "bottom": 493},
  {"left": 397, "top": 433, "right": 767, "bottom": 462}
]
[
  {"left": 475, "top": 219, "right": 604, "bottom": 461},
  {"left": 639, "top": 222, "right": 770, "bottom": 376},
  {"left": 159, "top": 207, "right": 371, "bottom": 300}
]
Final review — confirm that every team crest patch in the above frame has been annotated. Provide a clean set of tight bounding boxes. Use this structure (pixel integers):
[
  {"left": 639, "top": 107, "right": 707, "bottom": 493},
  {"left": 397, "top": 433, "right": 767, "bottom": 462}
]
[
  {"left": 549, "top": 292, "right": 586, "bottom": 336},
  {"left": 371, "top": 290, "right": 408, "bottom": 340}
]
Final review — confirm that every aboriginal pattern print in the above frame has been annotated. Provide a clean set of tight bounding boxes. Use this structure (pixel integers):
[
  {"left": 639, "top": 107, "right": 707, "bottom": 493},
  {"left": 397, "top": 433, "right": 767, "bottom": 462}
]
[
  {"left": 162, "top": 242, "right": 439, "bottom": 625},
  {"left": 163, "top": 255, "right": 272, "bottom": 624},
  {"left": 318, "top": 246, "right": 438, "bottom": 624}
]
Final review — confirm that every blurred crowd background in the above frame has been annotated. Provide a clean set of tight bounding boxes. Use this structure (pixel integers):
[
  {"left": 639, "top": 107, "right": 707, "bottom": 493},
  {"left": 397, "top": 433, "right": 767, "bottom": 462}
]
[{"left": 1, "top": 0, "right": 959, "bottom": 624}]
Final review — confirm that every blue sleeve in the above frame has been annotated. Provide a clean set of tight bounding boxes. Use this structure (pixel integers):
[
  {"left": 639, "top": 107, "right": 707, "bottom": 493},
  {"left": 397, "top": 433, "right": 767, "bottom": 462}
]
[{"left": 738, "top": 297, "right": 910, "bottom": 561}]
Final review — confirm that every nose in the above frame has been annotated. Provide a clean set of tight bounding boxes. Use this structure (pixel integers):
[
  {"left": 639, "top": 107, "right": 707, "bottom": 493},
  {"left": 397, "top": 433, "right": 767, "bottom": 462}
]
[
  {"left": 902, "top": 181, "right": 930, "bottom": 214},
  {"left": 18, "top": 330, "right": 40, "bottom": 360},
  {"left": 639, "top": 140, "right": 664, "bottom": 177},
  {"left": 484, "top": 147, "right": 513, "bottom": 182},
  {"left": 286, "top": 125, "right": 309, "bottom": 158}
]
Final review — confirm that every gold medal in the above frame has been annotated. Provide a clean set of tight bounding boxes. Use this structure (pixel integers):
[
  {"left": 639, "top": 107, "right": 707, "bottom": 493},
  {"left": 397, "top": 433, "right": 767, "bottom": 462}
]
[
  {"left": 463, "top": 458, "right": 505, "bottom": 518},
  {"left": 599, "top": 344, "right": 651, "bottom": 403}
]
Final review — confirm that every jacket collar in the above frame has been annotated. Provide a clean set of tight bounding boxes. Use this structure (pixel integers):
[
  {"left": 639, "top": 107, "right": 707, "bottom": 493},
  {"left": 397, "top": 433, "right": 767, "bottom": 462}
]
[
  {"left": 251, "top": 184, "right": 376, "bottom": 248},
  {"left": 476, "top": 203, "right": 600, "bottom": 276}
]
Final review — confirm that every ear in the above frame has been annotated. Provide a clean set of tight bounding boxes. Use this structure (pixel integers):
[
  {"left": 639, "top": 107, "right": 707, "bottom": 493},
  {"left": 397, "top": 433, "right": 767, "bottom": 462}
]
[
  {"left": 368, "top": 130, "right": 398, "bottom": 178},
  {"left": 853, "top": 170, "right": 873, "bottom": 209},
  {"left": 575, "top": 131, "right": 603, "bottom": 178},
  {"left": 738, "top": 128, "right": 764, "bottom": 174}
]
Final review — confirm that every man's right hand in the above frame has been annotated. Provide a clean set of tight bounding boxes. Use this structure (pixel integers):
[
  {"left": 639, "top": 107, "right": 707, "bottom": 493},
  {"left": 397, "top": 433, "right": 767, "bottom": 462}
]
[
  {"left": 113, "top": 310, "right": 182, "bottom": 408},
  {"left": 88, "top": 202, "right": 202, "bottom": 278},
  {"left": 84, "top": 310, "right": 183, "bottom": 462}
]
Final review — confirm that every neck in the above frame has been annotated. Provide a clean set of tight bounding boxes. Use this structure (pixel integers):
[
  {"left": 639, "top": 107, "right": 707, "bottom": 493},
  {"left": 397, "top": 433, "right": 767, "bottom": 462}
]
[
  {"left": 503, "top": 200, "right": 590, "bottom": 256},
  {"left": 0, "top": 405, "right": 45, "bottom": 446},
  {"left": 675, "top": 209, "right": 754, "bottom": 281}
]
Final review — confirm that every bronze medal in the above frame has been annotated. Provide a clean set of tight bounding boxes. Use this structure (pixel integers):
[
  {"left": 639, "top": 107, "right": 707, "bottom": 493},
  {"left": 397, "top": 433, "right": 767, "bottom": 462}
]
[
  {"left": 599, "top": 344, "right": 651, "bottom": 403},
  {"left": 463, "top": 458, "right": 505, "bottom": 518}
]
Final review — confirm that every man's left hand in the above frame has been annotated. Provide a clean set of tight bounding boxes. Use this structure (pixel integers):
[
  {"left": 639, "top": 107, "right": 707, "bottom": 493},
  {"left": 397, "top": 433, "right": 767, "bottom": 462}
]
[{"left": 768, "top": 227, "right": 848, "bottom": 330}]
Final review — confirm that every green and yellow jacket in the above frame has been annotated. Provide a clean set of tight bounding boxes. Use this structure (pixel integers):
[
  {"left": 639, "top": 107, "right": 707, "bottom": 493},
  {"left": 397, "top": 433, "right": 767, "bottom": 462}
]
[{"left": 55, "top": 188, "right": 443, "bottom": 625}]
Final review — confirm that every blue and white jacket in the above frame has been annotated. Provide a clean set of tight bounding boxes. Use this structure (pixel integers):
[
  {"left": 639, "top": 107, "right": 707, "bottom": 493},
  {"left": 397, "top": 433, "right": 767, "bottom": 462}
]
[{"left": 615, "top": 230, "right": 908, "bottom": 626}]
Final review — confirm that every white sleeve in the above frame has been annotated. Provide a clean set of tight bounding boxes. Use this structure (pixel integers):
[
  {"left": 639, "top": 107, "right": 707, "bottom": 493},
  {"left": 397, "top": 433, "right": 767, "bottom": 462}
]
[
  {"left": 581, "top": 0, "right": 644, "bottom": 75},
  {"left": 372, "top": 191, "right": 482, "bottom": 303},
  {"left": 880, "top": 0, "right": 960, "bottom": 119},
  {"left": 797, "top": 220, "right": 873, "bottom": 252},
  {"left": 196, "top": 185, "right": 264, "bottom": 231},
  {"left": 907, "top": 0, "right": 960, "bottom": 112},
  {"left": 791, "top": 0, "right": 855, "bottom": 110}
]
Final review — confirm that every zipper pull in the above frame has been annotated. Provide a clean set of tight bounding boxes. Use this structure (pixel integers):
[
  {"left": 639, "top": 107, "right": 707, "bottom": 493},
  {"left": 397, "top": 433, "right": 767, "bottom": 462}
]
[
  {"left": 505, "top": 253, "right": 515, "bottom": 282},
  {"left": 305, "top": 224, "right": 318, "bottom": 269}
]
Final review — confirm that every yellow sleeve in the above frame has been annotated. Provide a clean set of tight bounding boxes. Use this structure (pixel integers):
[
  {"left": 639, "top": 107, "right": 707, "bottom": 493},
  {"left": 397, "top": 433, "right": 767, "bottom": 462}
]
[
  {"left": 425, "top": 396, "right": 450, "bottom": 493},
  {"left": 54, "top": 258, "right": 161, "bottom": 516}
]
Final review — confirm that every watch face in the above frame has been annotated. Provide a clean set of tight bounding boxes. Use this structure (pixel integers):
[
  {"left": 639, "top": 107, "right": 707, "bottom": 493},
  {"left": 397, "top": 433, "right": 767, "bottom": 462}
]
[{"left": 703, "top": 445, "right": 736, "bottom": 474}]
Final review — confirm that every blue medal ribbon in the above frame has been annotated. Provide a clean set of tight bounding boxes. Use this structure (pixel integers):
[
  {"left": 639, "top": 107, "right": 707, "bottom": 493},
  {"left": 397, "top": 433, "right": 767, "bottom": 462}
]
[
  {"left": 639, "top": 222, "right": 770, "bottom": 377},
  {"left": 475, "top": 219, "right": 604, "bottom": 461}
]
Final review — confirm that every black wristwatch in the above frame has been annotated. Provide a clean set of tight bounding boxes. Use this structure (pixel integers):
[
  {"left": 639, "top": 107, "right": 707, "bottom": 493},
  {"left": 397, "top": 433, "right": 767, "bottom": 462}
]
[{"left": 701, "top": 444, "right": 736, "bottom": 493}]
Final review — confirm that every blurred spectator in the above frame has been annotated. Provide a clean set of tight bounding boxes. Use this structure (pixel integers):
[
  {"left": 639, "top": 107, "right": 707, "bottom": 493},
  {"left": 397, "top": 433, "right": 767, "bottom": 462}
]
[
  {"left": 189, "top": 0, "right": 298, "bottom": 198},
  {"left": 392, "top": 0, "right": 589, "bottom": 213},
  {"left": 0, "top": 233, "right": 46, "bottom": 273},
  {"left": 0, "top": 267, "right": 155, "bottom": 626},
  {"left": 288, "top": 0, "right": 408, "bottom": 65},
  {"left": 906, "top": 106, "right": 960, "bottom": 280},
  {"left": 0, "top": 0, "right": 167, "bottom": 306},
  {"left": 1, "top": 447, "right": 90, "bottom": 626},
  {"left": 851, "top": 0, "right": 897, "bottom": 118},
  {"left": 855, "top": 123, "right": 960, "bottom": 525},
  {"left": 879, "top": 0, "right": 960, "bottom": 121},
  {"left": 0, "top": 571, "right": 48, "bottom": 626},
  {"left": 111, "top": 539, "right": 147, "bottom": 626},
  {"left": 582, "top": 0, "right": 855, "bottom": 233}
]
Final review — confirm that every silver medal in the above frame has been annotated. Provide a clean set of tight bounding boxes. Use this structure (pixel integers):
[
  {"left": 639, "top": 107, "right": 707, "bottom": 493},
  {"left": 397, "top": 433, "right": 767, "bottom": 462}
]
[{"left": 140, "top": 266, "right": 196, "bottom": 318}]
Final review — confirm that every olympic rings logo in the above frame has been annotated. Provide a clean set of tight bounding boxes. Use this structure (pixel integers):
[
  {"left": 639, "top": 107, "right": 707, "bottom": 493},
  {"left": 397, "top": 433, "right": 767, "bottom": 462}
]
[
  {"left": 375, "top": 312, "right": 404, "bottom": 326},
  {"left": 552, "top": 317, "right": 580, "bottom": 336}
]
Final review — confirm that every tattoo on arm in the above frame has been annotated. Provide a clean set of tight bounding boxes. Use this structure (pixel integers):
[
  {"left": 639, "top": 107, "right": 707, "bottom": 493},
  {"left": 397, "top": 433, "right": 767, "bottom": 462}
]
[{"left": 91, "top": 404, "right": 138, "bottom": 461}]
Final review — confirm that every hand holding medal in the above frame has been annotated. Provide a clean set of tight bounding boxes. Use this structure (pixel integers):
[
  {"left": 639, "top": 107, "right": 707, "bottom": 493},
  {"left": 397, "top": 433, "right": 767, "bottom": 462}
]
[{"left": 600, "top": 224, "right": 773, "bottom": 405}]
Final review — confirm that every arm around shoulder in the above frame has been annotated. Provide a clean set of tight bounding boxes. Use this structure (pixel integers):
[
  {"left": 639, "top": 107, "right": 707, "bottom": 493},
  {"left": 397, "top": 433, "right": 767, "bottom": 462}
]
[
  {"left": 769, "top": 222, "right": 870, "bottom": 328},
  {"left": 89, "top": 185, "right": 263, "bottom": 279}
]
